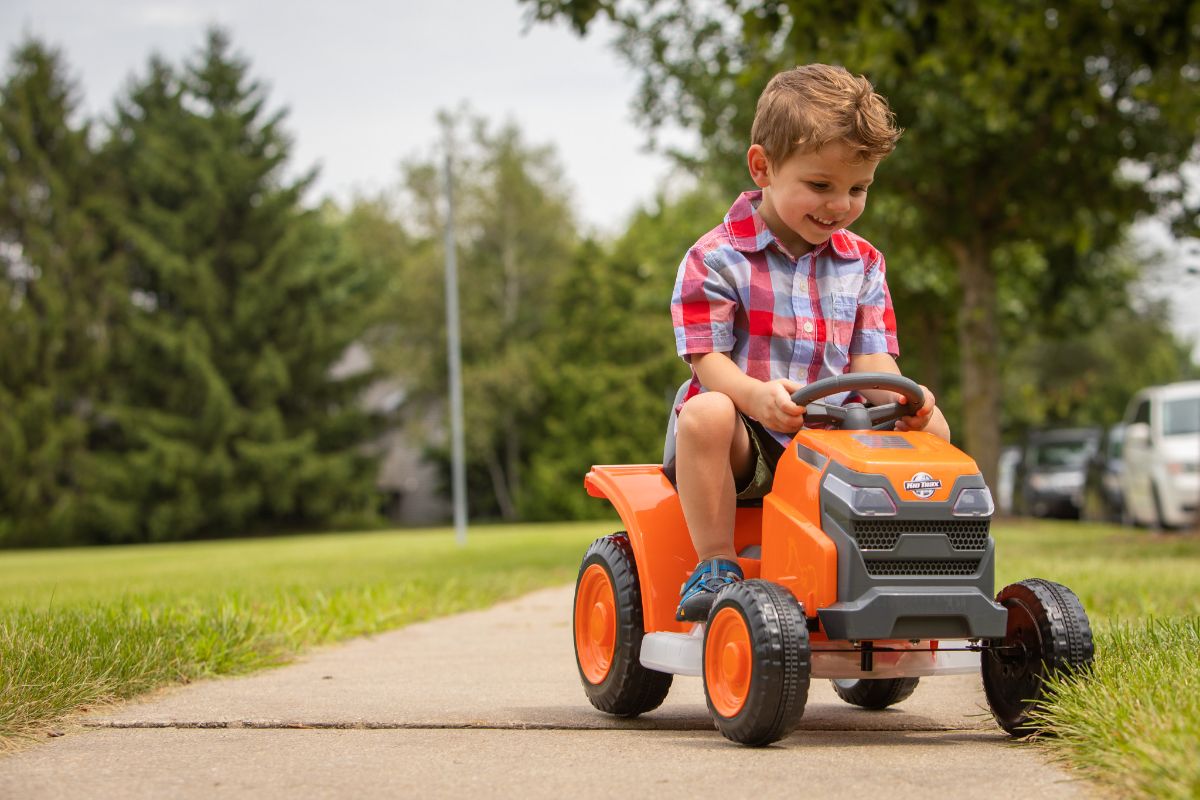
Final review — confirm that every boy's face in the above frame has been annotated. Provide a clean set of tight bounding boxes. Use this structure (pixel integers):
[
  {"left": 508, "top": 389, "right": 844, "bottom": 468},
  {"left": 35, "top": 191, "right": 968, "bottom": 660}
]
[{"left": 748, "top": 141, "right": 879, "bottom": 256}]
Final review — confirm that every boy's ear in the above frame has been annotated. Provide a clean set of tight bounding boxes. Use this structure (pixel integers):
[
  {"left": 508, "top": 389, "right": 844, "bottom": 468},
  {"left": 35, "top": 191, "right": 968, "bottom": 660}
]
[{"left": 747, "top": 144, "right": 772, "bottom": 188}]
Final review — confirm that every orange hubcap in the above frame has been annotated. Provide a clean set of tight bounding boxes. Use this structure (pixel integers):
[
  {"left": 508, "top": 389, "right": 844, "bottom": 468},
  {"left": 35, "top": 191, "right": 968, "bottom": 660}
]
[
  {"left": 706, "top": 607, "right": 752, "bottom": 717},
  {"left": 575, "top": 564, "right": 616, "bottom": 684}
]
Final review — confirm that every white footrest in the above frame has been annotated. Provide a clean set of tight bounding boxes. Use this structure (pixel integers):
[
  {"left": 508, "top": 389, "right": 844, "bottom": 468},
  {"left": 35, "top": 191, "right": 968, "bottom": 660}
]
[{"left": 639, "top": 631, "right": 980, "bottom": 679}]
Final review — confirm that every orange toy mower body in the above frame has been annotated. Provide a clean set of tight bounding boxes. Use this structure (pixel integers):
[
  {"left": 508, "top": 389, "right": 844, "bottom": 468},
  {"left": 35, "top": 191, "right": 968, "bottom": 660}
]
[{"left": 573, "top": 374, "right": 1094, "bottom": 746}]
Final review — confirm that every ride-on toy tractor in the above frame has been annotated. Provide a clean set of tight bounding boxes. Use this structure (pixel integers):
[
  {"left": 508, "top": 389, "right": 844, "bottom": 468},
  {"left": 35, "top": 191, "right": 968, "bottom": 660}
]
[{"left": 573, "top": 374, "right": 1094, "bottom": 746}]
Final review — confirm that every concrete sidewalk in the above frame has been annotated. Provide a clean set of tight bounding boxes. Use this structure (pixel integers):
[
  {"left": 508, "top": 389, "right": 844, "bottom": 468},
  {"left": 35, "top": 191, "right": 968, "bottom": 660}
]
[{"left": 0, "top": 585, "right": 1090, "bottom": 798}]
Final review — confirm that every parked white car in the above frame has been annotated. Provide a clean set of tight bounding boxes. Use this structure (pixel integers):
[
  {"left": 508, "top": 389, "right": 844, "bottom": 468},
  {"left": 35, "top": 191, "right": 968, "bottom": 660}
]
[{"left": 1119, "top": 381, "right": 1200, "bottom": 528}]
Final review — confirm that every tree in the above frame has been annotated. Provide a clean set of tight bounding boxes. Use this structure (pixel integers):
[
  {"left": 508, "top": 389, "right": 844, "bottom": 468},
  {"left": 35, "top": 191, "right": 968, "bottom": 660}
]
[
  {"left": 365, "top": 111, "right": 577, "bottom": 520},
  {"left": 521, "top": 187, "right": 725, "bottom": 519},
  {"left": 0, "top": 41, "right": 122, "bottom": 546},
  {"left": 523, "top": 0, "right": 1200, "bottom": 486},
  {"left": 86, "top": 29, "right": 384, "bottom": 542}
]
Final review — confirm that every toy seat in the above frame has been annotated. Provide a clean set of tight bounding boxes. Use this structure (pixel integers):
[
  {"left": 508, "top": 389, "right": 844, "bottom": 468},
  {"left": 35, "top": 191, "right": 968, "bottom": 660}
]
[{"left": 662, "top": 381, "right": 690, "bottom": 484}]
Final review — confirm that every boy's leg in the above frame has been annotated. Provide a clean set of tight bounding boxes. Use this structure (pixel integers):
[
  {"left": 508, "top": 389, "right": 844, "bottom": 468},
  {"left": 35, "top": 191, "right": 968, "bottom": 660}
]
[
  {"left": 675, "top": 392, "right": 755, "bottom": 560},
  {"left": 673, "top": 392, "right": 755, "bottom": 622}
]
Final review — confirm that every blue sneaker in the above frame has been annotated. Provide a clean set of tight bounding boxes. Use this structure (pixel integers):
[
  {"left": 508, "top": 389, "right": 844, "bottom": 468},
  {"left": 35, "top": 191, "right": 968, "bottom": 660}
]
[{"left": 675, "top": 558, "right": 744, "bottom": 622}]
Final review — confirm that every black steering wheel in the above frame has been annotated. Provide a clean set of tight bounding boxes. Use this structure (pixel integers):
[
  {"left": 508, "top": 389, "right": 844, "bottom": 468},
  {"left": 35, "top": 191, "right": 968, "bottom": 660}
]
[{"left": 789, "top": 373, "right": 925, "bottom": 431}]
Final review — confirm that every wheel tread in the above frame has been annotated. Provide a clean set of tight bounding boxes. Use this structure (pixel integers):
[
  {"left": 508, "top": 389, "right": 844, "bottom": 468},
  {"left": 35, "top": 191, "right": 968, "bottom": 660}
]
[
  {"left": 704, "top": 579, "right": 810, "bottom": 746},
  {"left": 574, "top": 533, "right": 673, "bottom": 716},
  {"left": 982, "top": 578, "right": 1094, "bottom": 736}
]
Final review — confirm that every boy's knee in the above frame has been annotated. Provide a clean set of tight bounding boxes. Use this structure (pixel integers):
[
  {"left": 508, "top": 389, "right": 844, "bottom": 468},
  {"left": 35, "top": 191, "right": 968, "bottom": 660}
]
[{"left": 677, "top": 392, "right": 738, "bottom": 442}]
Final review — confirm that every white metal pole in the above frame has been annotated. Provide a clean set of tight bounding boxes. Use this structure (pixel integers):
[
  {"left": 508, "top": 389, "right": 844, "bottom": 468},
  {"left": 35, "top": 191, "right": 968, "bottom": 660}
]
[{"left": 443, "top": 150, "right": 468, "bottom": 544}]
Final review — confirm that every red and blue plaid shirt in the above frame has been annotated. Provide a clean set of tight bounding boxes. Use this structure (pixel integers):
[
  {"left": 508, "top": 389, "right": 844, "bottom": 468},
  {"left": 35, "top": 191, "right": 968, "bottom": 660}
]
[{"left": 671, "top": 190, "right": 899, "bottom": 447}]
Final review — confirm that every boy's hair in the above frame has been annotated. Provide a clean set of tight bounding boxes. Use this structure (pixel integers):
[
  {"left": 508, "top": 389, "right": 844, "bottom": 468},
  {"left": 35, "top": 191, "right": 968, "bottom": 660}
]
[{"left": 751, "top": 64, "right": 902, "bottom": 164}]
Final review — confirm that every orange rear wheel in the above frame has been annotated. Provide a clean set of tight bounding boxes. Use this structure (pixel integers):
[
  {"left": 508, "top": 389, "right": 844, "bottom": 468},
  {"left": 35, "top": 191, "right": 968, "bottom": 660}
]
[
  {"left": 573, "top": 534, "right": 673, "bottom": 716},
  {"left": 574, "top": 563, "right": 617, "bottom": 684}
]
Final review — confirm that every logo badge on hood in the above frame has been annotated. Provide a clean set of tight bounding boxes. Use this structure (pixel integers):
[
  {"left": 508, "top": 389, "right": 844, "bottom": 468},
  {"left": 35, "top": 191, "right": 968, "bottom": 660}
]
[{"left": 903, "top": 471, "right": 942, "bottom": 499}]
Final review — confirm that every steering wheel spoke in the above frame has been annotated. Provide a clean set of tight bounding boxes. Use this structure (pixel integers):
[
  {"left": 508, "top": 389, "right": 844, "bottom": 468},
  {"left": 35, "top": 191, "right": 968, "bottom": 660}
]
[
  {"left": 867, "top": 403, "right": 904, "bottom": 423},
  {"left": 803, "top": 402, "right": 846, "bottom": 426}
]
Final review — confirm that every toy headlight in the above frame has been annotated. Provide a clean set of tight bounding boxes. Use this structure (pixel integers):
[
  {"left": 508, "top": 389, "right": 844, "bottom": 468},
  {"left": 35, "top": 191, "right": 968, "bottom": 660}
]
[
  {"left": 824, "top": 473, "right": 897, "bottom": 517},
  {"left": 953, "top": 487, "right": 995, "bottom": 517}
]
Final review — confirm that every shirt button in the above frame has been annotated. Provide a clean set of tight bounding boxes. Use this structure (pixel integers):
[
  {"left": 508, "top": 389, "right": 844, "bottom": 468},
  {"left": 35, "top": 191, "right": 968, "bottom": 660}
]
[{"left": 803, "top": 321, "right": 814, "bottom": 334}]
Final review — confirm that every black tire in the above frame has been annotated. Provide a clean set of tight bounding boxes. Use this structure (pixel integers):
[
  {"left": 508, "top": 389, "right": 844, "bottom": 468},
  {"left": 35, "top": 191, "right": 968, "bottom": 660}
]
[
  {"left": 703, "top": 580, "right": 810, "bottom": 746},
  {"left": 982, "top": 578, "right": 1094, "bottom": 736},
  {"left": 830, "top": 677, "right": 920, "bottom": 709},
  {"left": 573, "top": 533, "right": 672, "bottom": 716},
  {"left": 1152, "top": 484, "right": 1173, "bottom": 530}
]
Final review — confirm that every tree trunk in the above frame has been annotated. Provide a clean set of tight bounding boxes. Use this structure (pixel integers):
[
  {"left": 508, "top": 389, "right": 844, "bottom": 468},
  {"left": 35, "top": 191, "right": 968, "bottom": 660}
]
[
  {"left": 914, "top": 301, "right": 943, "bottom": 399},
  {"left": 505, "top": 416, "right": 521, "bottom": 516},
  {"left": 951, "top": 239, "right": 1002, "bottom": 491},
  {"left": 486, "top": 447, "right": 517, "bottom": 520}
]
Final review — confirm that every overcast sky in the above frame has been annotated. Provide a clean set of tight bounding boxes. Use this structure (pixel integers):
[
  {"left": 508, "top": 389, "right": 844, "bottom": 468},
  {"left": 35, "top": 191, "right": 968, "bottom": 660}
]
[
  {"left": 0, "top": 0, "right": 689, "bottom": 233},
  {"left": 4, "top": 0, "right": 1198, "bottom": 353}
]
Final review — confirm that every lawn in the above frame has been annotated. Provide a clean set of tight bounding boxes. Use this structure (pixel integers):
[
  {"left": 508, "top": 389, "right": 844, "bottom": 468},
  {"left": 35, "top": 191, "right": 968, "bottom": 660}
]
[
  {"left": 991, "top": 521, "right": 1200, "bottom": 800},
  {"left": 0, "top": 521, "right": 607, "bottom": 745},
  {"left": 0, "top": 518, "right": 1197, "bottom": 798}
]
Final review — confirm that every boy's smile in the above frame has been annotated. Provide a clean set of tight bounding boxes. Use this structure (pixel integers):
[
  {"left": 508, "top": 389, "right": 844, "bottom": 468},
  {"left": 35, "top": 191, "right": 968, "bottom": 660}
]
[{"left": 747, "top": 141, "right": 878, "bottom": 257}]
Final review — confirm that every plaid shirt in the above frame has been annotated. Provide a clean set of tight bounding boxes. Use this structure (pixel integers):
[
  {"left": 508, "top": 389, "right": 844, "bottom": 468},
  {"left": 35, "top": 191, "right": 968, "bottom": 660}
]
[{"left": 671, "top": 190, "right": 899, "bottom": 447}]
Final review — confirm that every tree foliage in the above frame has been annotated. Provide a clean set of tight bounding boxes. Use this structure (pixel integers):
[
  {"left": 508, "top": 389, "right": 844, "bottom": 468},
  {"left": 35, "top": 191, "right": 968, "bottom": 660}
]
[
  {"left": 522, "top": 0, "right": 1200, "bottom": 485},
  {"left": 0, "top": 32, "right": 387, "bottom": 545},
  {"left": 0, "top": 42, "right": 123, "bottom": 546},
  {"left": 81, "top": 30, "right": 385, "bottom": 542},
  {"left": 521, "top": 188, "right": 725, "bottom": 519},
  {"left": 357, "top": 112, "right": 578, "bottom": 520}
]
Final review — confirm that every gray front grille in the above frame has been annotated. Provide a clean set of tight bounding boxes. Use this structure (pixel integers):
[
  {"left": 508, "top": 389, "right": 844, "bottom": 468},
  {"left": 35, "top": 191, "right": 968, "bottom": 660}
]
[
  {"left": 864, "top": 559, "right": 982, "bottom": 576},
  {"left": 851, "top": 520, "right": 990, "bottom": 551}
]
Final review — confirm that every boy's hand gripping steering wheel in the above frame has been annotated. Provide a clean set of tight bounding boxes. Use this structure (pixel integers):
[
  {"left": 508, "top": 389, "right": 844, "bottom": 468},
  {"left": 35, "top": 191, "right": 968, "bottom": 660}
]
[{"left": 789, "top": 373, "right": 925, "bottom": 431}]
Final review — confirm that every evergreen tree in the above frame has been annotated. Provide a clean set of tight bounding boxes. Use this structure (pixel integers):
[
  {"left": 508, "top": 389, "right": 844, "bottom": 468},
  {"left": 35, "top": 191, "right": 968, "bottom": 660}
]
[
  {"left": 87, "top": 29, "right": 384, "bottom": 542},
  {"left": 0, "top": 41, "right": 121, "bottom": 546}
]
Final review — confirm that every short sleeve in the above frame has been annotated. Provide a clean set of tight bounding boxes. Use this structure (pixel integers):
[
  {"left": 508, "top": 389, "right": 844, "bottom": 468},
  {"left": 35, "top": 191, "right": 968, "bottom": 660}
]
[
  {"left": 671, "top": 247, "right": 737, "bottom": 358},
  {"left": 849, "top": 248, "right": 899, "bottom": 357}
]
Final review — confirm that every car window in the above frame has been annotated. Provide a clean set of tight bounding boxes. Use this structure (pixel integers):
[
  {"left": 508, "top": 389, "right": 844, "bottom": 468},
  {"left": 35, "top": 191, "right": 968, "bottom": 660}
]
[
  {"left": 1163, "top": 397, "right": 1200, "bottom": 436},
  {"left": 1032, "top": 440, "right": 1093, "bottom": 468},
  {"left": 1133, "top": 400, "right": 1151, "bottom": 425}
]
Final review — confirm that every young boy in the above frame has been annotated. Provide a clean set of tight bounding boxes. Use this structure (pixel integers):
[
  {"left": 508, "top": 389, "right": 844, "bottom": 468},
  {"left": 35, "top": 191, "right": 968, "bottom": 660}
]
[{"left": 670, "top": 64, "right": 951, "bottom": 622}]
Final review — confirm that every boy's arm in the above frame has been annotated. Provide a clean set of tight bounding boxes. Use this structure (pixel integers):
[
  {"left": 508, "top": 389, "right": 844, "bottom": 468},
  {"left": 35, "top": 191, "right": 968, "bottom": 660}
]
[
  {"left": 849, "top": 352, "right": 951, "bottom": 440},
  {"left": 691, "top": 352, "right": 808, "bottom": 433}
]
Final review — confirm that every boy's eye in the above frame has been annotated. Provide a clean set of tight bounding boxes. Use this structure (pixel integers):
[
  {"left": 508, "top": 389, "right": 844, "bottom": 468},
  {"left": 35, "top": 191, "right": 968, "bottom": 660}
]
[
  {"left": 851, "top": 186, "right": 868, "bottom": 195},
  {"left": 807, "top": 182, "right": 829, "bottom": 191}
]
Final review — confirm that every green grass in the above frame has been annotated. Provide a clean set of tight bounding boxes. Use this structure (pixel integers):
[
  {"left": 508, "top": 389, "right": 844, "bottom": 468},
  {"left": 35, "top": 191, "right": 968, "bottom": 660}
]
[
  {"left": 1, "top": 517, "right": 1197, "bottom": 798},
  {"left": 990, "top": 520, "right": 1200, "bottom": 800},
  {"left": 0, "top": 522, "right": 607, "bottom": 745}
]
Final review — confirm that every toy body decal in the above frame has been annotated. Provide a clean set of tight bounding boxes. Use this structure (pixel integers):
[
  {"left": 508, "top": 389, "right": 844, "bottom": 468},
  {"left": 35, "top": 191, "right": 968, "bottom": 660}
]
[{"left": 903, "top": 471, "right": 942, "bottom": 499}]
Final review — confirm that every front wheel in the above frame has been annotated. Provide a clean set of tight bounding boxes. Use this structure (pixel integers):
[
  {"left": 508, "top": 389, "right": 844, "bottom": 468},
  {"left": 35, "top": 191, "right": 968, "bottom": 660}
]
[
  {"left": 573, "top": 533, "right": 672, "bottom": 716},
  {"left": 831, "top": 677, "right": 919, "bottom": 709},
  {"left": 982, "top": 578, "right": 1094, "bottom": 736},
  {"left": 703, "top": 580, "right": 810, "bottom": 746}
]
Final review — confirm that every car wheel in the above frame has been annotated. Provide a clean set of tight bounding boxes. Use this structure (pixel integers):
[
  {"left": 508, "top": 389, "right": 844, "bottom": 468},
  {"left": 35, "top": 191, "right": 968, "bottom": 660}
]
[{"left": 1152, "top": 484, "right": 1172, "bottom": 531}]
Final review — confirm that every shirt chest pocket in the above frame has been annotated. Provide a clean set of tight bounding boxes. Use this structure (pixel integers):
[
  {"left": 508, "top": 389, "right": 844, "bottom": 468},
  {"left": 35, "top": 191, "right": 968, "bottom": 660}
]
[{"left": 828, "top": 292, "right": 858, "bottom": 352}]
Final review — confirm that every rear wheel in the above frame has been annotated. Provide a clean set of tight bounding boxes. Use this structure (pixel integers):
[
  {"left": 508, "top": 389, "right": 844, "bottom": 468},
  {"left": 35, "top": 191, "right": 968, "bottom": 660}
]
[
  {"left": 831, "top": 677, "right": 919, "bottom": 709},
  {"left": 1152, "top": 484, "right": 1174, "bottom": 530},
  {"left": 982, "top": 578, "right": 1093, "bottom": 736},
  {"left": 703, "top": 580, "right": 810, "bottom": 746},
  {"left": 573, "top": 533, "right": 672, "bottom": 716}
]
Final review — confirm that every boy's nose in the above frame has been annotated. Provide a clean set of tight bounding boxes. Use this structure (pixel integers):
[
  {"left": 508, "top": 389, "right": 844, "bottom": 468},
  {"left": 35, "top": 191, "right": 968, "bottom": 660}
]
[{"left": 828, "top": 196, "right": 852, "bottom": 213}]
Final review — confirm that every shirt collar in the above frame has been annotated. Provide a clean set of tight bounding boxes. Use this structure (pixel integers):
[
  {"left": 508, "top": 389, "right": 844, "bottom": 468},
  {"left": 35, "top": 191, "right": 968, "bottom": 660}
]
[{"left": 724, "top": 190, "right": 857, "bottom": 260}]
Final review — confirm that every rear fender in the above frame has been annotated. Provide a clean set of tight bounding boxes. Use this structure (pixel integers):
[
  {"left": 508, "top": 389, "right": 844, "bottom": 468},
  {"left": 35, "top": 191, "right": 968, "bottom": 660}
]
[{"left": 585, "top": 465, "right": 761, "bottom": 634}]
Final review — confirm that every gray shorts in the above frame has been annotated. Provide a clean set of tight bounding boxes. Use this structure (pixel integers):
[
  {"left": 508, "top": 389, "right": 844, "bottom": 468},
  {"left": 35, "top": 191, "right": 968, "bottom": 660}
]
[{"left": 735, "top": 415, "right": 786, "bottom": 500}]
